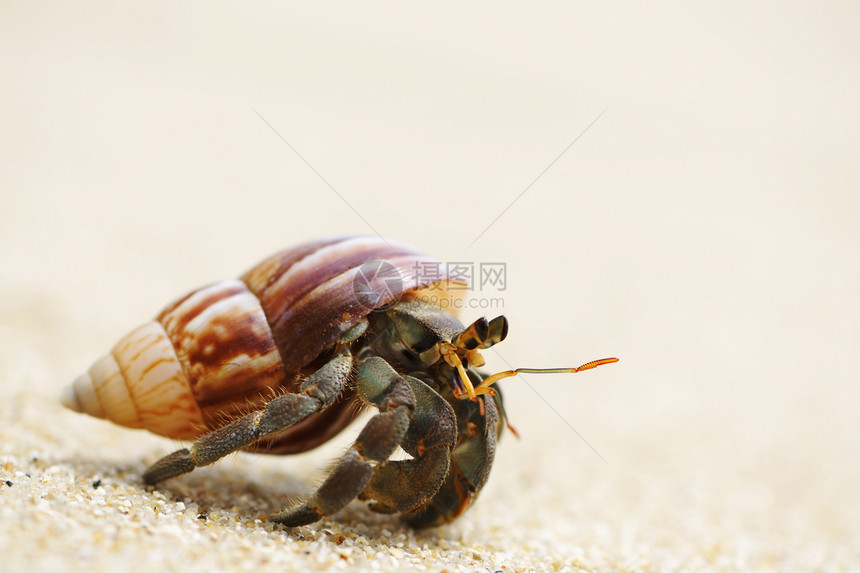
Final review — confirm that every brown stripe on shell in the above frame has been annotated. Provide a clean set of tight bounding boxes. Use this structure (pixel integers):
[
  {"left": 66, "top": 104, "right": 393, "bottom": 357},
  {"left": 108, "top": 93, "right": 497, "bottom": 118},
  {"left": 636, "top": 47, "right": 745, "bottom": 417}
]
[
  {"left": 242, "top": 236, "right": 465, "bottom": 374},
  {"left": 242, "top": 236, "right": 348, "bottom": 294},
  {"left": 243, "top": 237, "right": 415, "bottom": 365},
  {"left": 158, "top": 280, "right": 247, "bottom": 336},
  {"left": 157, "top": 280, "right": 288, "bottom": 428},
  {"left": 274, "top": 252, "right": 466, "bottom": 373}
]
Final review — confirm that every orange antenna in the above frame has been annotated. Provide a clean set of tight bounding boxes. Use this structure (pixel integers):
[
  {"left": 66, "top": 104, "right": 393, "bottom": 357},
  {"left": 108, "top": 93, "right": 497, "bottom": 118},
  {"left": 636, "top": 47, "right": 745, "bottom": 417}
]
[{"left": 471, "top": 357, "right": 619, "bottom": 397}]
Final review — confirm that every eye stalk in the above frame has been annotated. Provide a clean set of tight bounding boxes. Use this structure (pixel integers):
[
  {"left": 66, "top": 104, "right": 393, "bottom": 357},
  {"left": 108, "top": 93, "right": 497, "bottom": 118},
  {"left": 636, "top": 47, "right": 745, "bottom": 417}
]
[
  {"left": 441, "top": 316, "right": 619, "bottom": 404},
  {"left": 450, "top": 315, "right": 508, "bottom": 352}
]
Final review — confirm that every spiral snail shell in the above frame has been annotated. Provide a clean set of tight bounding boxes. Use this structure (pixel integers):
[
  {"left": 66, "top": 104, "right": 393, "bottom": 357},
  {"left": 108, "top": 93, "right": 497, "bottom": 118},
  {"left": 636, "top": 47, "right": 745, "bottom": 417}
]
[{"left": 62, "top": 236, "right": 465, "bottom": 453}]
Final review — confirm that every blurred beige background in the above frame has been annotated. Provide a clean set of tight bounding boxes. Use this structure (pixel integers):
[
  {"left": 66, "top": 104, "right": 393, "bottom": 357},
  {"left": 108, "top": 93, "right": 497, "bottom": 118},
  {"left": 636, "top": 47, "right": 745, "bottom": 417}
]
[{"left": 1, "top": 2, "right": 858, "bottom": 572}]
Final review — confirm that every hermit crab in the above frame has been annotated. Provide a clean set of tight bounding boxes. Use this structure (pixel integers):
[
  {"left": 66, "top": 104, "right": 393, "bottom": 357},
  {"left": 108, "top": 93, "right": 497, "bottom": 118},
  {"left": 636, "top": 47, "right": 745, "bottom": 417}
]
[{"left": 61, "top": 236, "right": 617, "bottom": 527}]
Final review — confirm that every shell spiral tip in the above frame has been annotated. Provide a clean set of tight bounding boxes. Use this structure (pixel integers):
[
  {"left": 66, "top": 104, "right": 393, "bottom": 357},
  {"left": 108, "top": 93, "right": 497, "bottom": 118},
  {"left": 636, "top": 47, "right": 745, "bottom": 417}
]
[
  {"left": 59, "top": 382, "right": 83, "bottom": 412},
  {"left": 60, "top": 371, "right": 107, "bottom": 418}
]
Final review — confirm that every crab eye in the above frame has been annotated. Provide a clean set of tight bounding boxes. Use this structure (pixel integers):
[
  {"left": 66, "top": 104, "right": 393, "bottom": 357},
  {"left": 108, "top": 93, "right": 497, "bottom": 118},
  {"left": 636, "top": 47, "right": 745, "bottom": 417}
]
[{"left": 451, "top": 317, "right": 488, "bottom": 350}]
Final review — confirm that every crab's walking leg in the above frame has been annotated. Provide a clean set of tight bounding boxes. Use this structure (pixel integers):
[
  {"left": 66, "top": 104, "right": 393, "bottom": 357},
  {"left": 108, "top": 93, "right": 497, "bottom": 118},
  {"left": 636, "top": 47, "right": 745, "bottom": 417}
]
[
  {"left": 405, "top": 394, "right": 500, "bottom": 528},
  {"left": 358, "top": 361, "right": 457, "bottom": 515},
  {"left": 142, "top": 351, "right": 353, "bottom": 485},
  {"left": 271, "top": 356, "right": 416, "bottom": 526}
]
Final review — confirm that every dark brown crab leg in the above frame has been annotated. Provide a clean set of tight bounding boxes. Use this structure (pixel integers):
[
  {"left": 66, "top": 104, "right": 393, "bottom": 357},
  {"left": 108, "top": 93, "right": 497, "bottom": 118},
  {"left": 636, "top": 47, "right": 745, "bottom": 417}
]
[
  {"left": 143, "top": 351, "right": 354, "bottom": 485},
  {"left": 272, "top": 356, "right": 418, "bottom": 526},
  {"left": 357, "top": 359, "right": 457, "bottom": 515},
  {"left": 405, "top": 393, "right": 500, "bottom": 528}
]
